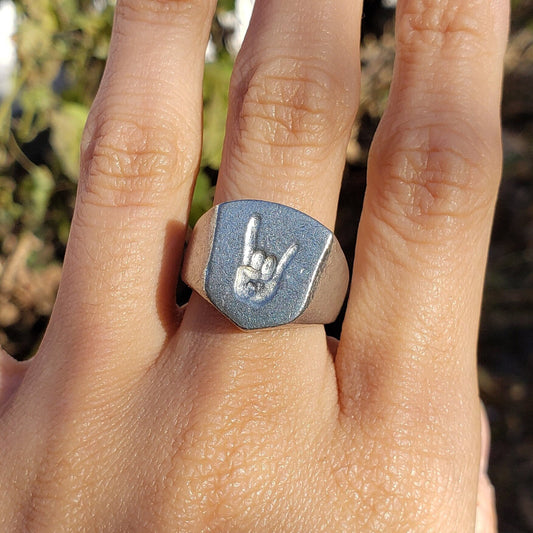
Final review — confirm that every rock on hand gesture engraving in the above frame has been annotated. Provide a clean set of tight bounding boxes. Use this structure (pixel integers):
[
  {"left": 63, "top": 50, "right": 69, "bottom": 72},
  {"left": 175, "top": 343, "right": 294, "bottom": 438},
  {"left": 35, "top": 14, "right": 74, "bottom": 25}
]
[{"left": 234, "top": 215, "right": 298, "bottom": 305}]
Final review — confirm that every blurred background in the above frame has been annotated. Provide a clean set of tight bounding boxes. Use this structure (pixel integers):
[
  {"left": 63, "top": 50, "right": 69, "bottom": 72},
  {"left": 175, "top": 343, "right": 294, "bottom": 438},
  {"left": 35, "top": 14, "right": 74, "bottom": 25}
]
[{"left": 0, "top": 0, "right": 531, "bottom": 530}]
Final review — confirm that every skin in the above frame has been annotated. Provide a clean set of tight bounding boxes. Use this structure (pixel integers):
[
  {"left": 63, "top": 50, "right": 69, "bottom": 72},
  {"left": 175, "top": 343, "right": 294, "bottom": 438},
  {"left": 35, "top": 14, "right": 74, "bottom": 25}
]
[{"left": 0, "top": 0, "right": 506, "bottom": 530}]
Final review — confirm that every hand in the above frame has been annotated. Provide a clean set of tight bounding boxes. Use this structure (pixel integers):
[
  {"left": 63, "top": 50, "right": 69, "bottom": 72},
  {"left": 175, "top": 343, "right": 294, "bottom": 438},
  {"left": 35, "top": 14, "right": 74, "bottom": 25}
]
[
  {"left": 0, "top": 0, "right": 506, "bottom": 530},
  {"left": 234, "top": 214, "right": 298, "bottom": 305}
]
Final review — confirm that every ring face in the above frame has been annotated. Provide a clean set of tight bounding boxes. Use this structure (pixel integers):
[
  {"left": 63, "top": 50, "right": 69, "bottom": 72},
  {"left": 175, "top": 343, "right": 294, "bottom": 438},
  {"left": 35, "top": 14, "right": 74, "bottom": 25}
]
[{"left": 205, "top": 200, "right": 332, "bottom": 329}]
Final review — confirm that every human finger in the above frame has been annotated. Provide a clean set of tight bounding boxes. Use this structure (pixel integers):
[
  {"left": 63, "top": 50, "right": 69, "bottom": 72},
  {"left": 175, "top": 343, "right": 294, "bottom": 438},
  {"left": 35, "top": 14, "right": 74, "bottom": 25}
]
[
  {"left": 214, "top": 0, "right": 362, "bottom": 229},
  {"left": 336, "top": 0, "right": 508, "bottom": 526},
  {"left": 42, "top": 0, "right": 217, "bottom": 369},
  {"left": 185, "top": 0, "right": 361, "bottom": 323},
  {"left": 179, "top": 0, "right": 362, "bottom": 453},
  {"left": 340, "top": 0, "right": 508, "bottom": 409}
]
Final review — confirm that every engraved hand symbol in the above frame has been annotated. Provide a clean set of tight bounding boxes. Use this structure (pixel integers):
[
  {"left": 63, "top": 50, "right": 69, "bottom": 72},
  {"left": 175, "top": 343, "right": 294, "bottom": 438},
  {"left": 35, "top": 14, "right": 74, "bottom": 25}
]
[{"left": 234, "top": 215, "right": 298, "bottom": 305}]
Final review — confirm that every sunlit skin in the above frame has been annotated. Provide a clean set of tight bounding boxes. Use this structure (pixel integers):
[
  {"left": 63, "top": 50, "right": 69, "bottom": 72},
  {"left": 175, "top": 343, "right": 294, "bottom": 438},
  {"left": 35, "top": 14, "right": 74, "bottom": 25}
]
[{"left": 0, "top": 0, "right": 506, "bottom": 530}]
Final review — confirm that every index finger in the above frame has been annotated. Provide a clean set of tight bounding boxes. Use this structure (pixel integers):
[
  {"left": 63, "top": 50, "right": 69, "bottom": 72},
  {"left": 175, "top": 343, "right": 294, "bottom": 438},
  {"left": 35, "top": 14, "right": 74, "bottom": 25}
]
[{"left": 242, "top": 215, "right": 260, "bottom": 264}]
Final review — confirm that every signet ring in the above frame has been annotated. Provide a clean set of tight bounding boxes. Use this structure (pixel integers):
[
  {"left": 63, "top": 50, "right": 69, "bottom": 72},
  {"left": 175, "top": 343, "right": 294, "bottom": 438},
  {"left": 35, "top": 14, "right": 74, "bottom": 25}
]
[{"left": 182, "top": 200, "right": 349, "bottom": 330}]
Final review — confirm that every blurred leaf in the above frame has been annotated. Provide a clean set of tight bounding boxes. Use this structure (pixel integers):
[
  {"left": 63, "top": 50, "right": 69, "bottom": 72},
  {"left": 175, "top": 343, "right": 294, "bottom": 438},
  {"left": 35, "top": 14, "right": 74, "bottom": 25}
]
[
  {"left": 57, "top": 215, "right": 71, "bottom": 245},
  {"left": 16, "top": 84, "right": 58, "bottom": 142},
  {"left": 189, "top": 171, "right": 214, "bottom": 227},
  {"left": 202, "top": 56, "right": 233, "bottom": 169},
  {"left": 19, "top": 166, "right": 54, "bottom": 230},
  {"left": 50, "top": 102, "right": 89, "bottom": 182},
  {"left": 217, "top": 0, "right": 236, "bottom": 12},
  {"left": 15, "top": 9, "right": 58, "bottom": 62},
  {"left": 0, "top": 176, "right": 23, "bottom": 237}
]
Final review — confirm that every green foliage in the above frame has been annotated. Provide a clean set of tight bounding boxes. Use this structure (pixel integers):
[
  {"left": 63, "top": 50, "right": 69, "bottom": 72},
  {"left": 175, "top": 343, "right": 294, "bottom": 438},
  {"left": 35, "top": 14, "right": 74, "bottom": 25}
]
[
  {"left": 189, "top": 171, "right": 214, "bottom": 228},
  {"left": 1, "top": 0, "right": 113, "bottom": 244},
  {"left": 1, "top": 0, "right": 232, "bottom": 250},
  {"left": 50, "top": 102, "right": 89, "bottom": 182},
  {"left": 217, "top": 0, "right": 236, "bottom": 12},
  {"left": 19, "top": 165, "right": 54, "bottom": 230},
  {"left": 202, "top": 56, "right": 233, "bottom": 171}
]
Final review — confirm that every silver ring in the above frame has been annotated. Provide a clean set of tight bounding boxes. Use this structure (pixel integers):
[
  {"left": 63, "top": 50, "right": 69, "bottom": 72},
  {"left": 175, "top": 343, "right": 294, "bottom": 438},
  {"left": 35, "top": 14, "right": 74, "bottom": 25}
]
[{"left": 182, "top": 200, "right": 349, "bottom": 330}]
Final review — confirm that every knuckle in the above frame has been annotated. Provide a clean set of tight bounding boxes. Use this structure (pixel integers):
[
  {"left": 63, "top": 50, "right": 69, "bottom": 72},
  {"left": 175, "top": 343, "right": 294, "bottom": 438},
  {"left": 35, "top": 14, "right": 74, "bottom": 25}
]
[
  {"left": 370, "top": 115, "right": 501, "bottom": 238},
  {"left": 168, "top": 416, "right": 272, "bottom": 525},
  {"left": 80, "top": 109, "right": 198, "bottom": 209},
  {"left": 229, "top": 55, "right": 356, "bottom": 167},
  {"left": 117, "top": 0, "right": 213, "bottom": 28},
  {"left": 398, "top": 0, "right": 491, "bottom": 58},
  {"left": 163, "top": 370, "right": 315, "bottom": 527},
  {"left": 338, "top": 406, "right": 474, "bottom": 530},
  {"left": 14, "top": 447, "right": 71, "bottom": 529}
]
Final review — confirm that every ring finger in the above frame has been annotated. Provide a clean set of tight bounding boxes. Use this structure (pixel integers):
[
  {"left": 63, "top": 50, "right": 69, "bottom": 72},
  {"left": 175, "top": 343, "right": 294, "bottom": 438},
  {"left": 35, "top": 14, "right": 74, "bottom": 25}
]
[
  {"left": 182, "top": 0, "right": 362, "bottom": 360},
  {"left": 216, "top": 0, "right": 362, "bottom": 228},
  {"left": 179, "top": 0, "right": 363, "bottom": 414}
]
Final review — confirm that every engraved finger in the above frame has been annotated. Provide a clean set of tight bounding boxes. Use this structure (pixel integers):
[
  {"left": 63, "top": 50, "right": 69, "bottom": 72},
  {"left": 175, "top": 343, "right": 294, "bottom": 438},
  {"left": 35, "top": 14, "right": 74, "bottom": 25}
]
[
  {"left": 242, "top": 214, "right": 260, "bottom": 264},
  {"left": 275, "top": 244, "right": 298, "bottom": 278},
  {"left": 250, "top": 250, "right": 266, "bottom": 271},
  {"left": 234, "top": 265, "right": 262, "bottom": 300},
  {"left": 237, "top": 265, "right": 261, "bottom": 283},
  {"left": 261, "top": 255, "right": 277, "bottom": 280}
]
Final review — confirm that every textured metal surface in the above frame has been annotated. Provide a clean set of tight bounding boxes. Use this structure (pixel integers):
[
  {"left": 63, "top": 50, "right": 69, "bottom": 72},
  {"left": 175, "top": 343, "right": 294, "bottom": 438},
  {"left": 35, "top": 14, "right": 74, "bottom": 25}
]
[{"left": 183, "top": 200, "right": 349, "bottom": 330}]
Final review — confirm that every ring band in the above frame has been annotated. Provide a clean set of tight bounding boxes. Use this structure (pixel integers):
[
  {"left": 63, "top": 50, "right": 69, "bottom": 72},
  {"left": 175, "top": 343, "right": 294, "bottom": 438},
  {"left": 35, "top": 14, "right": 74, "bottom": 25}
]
[{"left": 182, "top": 200, "right": 349, "bottom": 330}]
